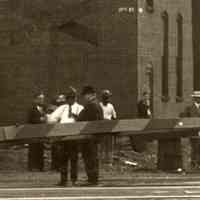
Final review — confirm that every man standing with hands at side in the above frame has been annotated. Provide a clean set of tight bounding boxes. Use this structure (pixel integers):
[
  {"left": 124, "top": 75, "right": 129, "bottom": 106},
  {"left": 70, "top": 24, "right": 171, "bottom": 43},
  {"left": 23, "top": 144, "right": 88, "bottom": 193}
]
[
  {"left": 130, "top": 91, "right": 152, "bottom": 153},
  {"left": 78, "top": 85, "right": 103, "bottom": 186},
  {"left": 137, "top": 91, "right": 152, "bottom": 119},
  {"left": 99, "top": 89, "right": 117, "bottom": 166},
  {"left": 28, "top": 93, "right": 46, "bottom": 171}
]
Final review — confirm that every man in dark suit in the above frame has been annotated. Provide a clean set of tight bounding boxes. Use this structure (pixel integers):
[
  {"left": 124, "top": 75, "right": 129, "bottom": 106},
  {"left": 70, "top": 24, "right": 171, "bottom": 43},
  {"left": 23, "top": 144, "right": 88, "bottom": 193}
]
[
  {"left": 182, "top": 91, "right": 200, "bottom": 168},
  {"left": 78, "top": 85, "right": 103, "bottom": 186},
  {"left": 137, "top": 91, "right": 152, "bottom": 119},
  {"left": 28, "top": 93, "right": 46, "bottom": 171},
  {"left": 184, "top": 91, "right": 200, "bottom": 117},
  {"left": 130, "top": 91, "right": 152, "bottom": 153}
]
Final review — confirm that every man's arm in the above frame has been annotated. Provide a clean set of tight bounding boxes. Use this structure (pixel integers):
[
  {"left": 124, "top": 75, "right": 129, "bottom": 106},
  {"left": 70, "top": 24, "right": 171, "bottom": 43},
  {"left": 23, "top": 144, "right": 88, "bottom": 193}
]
[
  {"left": 46, "top": 105, "right": 66, "bottom": 123},
  {"left": 111, "top": 104, "right": 117, "bottom": 120},
  {"left": 77, "top": 108, "right": 86, "bottom": 121}
]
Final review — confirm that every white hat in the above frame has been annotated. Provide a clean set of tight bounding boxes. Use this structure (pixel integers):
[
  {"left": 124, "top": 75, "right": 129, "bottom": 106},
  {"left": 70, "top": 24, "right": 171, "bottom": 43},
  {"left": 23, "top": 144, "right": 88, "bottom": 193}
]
[{"left": 191, "top": 91, "right": 200, "bottom": 97}]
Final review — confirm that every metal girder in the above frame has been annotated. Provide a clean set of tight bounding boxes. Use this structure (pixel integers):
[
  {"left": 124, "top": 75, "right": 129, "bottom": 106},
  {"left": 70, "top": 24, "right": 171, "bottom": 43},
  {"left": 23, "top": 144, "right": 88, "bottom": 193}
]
[{"left": 0, "top": 118, "right": 200, "bottom": 144}]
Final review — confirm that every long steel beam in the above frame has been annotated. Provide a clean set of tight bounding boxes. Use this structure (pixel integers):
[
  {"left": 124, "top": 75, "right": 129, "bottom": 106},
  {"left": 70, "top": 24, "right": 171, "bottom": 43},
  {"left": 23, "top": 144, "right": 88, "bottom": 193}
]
[{"left": 0, "top": 118, "right": 199, "bottom": 144}]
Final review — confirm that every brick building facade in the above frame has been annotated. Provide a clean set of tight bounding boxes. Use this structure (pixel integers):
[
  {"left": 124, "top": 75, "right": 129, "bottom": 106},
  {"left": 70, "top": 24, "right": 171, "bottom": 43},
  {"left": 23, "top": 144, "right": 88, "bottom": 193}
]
[
  {"left": 0, "top": 0, "right": 193, "bottom": 125},
  {"left": 138, "top": 0, "right": 193, "bottom": 118},
  {"left": 192, "top": 0, "right": 200, "bottom": 90}
]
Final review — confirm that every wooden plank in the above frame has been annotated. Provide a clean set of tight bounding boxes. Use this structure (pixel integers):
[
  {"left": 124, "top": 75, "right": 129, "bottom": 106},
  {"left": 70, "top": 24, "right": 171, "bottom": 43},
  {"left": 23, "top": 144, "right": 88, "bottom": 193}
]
[{"left": 0, "top": 118, "right": 199, "bottom": 143}]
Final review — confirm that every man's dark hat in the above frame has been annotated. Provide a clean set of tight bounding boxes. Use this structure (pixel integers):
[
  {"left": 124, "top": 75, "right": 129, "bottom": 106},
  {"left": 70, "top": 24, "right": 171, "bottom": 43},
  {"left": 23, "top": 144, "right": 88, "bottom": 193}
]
[{"left": 81, "top": 85, "right": 96, "bottom": 95}]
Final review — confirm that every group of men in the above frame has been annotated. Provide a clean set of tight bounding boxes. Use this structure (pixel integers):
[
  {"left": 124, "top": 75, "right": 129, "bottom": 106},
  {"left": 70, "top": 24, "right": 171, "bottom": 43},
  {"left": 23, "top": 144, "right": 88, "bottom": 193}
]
[
  {"left": 26, "top": 87, "right": 200, "bottom": 184},
  {"left": 28, "top": 85, "right": 117, "bottom": 186}
]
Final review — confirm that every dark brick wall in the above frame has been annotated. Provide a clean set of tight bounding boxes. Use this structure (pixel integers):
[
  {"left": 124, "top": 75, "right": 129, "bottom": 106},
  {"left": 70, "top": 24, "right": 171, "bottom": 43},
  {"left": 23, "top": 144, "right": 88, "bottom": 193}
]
[
  {"left": 137, "top": 0, "right": 193, "bottom": 118},
  {"left": 192, "top": 0, "right": 200, "bottom": 90},
  {"left": 0, "top": 0, "right": 194, "bottom": 125},
  {"left": 0, "top": 0, "right": 138, "bottom": 125},
  {"left": 0, "top": 45, "right": 50, "bottom": 124}
]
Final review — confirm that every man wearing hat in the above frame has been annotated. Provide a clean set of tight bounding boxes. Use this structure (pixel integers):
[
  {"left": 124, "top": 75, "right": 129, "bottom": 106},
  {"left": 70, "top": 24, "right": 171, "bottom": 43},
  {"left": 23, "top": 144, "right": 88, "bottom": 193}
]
[
  {"left": 99, "top": 89, "right": 117, "bottom": 166},
  {"left": 184, "top": 91, "right": 200, "bottom": 117},
  {"left": 78, "top": 85, "right": 103, "bottom": 186},
  {"left": 47, "top": 87, "right": 83, "bottom": 186},
  {"left": 182, "top": 91, "right": 200, "bottom": 168},
  {"left": 28, "top": 93, "right": 47, "bottom": 171}
]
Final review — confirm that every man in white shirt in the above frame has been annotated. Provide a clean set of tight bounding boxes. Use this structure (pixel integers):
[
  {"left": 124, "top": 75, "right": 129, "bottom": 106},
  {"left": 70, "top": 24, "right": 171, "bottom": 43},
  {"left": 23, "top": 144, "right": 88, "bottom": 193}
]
[
  {"left": 47, "top": 87, "right": 83, "bottom": 186},
  {"left": 48, "top": 96, "right": 83, "bottom": 124},
  {"left": 99, "top": 89, "right": 117, "bottom": 166},
  {"left": 100, "top": 97, "right": 117, "bottom": 121}
]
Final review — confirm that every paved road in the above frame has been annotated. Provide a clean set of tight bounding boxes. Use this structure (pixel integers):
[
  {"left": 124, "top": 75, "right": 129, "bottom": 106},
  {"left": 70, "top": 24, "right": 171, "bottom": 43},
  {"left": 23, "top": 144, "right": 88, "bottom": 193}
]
[
  {"left": 1, "top": 186, "right": 200, "bottom": 199},
  {"left": 0, "top": 172, "right": 200, "bottom": 199},
  {"left": 2, "top": 171, "right": 200, "bottom": 187}
]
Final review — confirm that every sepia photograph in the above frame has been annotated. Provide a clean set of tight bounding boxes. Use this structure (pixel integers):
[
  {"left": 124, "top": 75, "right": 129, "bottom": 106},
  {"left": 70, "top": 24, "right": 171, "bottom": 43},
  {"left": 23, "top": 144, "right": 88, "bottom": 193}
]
[{"left": 0, "top": 0, "right": 199, "bottom": 199}]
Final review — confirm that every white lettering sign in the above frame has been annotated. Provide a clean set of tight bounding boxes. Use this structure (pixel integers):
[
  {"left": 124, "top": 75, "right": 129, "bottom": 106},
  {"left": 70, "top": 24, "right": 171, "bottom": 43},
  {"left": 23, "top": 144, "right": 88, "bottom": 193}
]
[{"left": 118, "top": 7, "right": 135, "bottom": 13}]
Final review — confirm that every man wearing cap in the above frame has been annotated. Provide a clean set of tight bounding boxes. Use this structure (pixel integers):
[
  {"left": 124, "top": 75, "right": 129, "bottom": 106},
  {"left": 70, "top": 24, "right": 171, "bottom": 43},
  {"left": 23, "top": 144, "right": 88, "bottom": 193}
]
[
  {"left": 28, "top": 93, "right": 47, "bottom": 171},
  {"left": 78, "top": 85, "right": 103, "bottom": 186},
  {"left": 99, "top": 89, "right": 117, "bottom": 166},
  {"left": 47, "top": 87, "right": 83, "bottom": 186},
  {"left": 182, "top": 91, "right": 200, "bottom": 168}
]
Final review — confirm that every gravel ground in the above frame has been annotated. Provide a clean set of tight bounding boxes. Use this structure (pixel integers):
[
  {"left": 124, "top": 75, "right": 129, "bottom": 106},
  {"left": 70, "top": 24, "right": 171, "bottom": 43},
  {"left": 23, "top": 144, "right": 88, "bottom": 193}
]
[
  {"left": 0, "top": 139, "right": 158, "bottom": 172},
  {"left": 0, "top": 140, "right": 197, "bottom": 188}
]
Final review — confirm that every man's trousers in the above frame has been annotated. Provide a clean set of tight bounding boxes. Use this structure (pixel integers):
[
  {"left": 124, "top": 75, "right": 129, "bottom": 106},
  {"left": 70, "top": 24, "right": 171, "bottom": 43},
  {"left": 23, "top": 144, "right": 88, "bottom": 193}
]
[
  {"left": 28, "top": 143, "right": 44, "bottom": 171},
  {"left": 81, "top": 139, "right": 99, "bottom": 184},
  {"left": 59, "top": 141, "right": 79, "bottom": 184}
]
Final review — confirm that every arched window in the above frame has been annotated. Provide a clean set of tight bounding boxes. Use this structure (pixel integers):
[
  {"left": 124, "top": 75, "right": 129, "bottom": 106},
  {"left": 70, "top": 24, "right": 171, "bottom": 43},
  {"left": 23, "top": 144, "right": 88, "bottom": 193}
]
[
  {"left": 161, "top": 11, "right": 169, "bottom": 101},
  {"left": 176, "top": 13, "right": 183, "bottom": 101}
]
